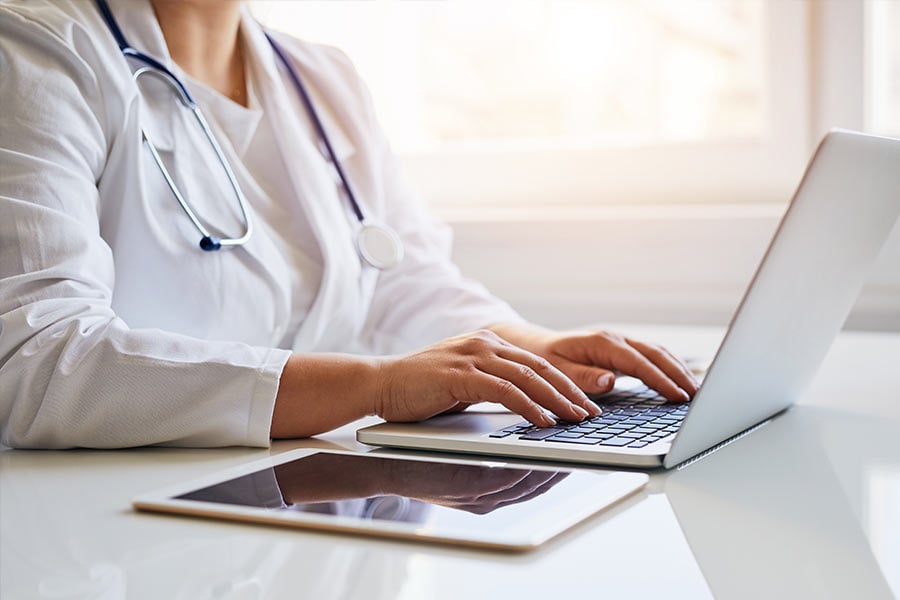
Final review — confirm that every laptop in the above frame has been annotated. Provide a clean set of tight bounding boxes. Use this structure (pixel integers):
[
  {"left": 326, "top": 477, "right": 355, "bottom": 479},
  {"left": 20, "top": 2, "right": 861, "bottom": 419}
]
[{"left": 358, "top": 129, "right": 900, "bottom": 469}]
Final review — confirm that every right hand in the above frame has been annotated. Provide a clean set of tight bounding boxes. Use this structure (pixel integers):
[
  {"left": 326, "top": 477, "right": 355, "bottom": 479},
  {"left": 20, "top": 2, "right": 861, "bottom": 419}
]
[
  {"left": 385, "top": 461, "right": 570, "bottom": 515},
  {"left": 374, "top": 329, "right": 601, "bottom": 427}
]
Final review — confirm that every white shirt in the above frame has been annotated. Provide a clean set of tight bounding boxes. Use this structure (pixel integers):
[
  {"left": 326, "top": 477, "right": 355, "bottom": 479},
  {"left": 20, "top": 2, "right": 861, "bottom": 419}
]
[{"left": 0, "top": 0, "right": 522, "bottom": 449}]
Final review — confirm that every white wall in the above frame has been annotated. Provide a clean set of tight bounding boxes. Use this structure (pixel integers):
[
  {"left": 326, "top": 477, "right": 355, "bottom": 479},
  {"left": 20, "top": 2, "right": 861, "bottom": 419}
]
[{"left": 448, "top": 205, "right": 900, "bottom": 332}]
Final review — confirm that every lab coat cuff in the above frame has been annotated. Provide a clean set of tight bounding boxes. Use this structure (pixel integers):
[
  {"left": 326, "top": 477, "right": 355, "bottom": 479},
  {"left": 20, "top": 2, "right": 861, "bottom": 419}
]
[{"left": 246, "top": 347, "right": 293, "bottom": 447}]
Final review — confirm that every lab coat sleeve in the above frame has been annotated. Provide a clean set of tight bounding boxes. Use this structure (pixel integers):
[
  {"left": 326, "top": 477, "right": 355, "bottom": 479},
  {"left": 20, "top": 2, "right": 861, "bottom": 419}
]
[{"left": 0, "top": 7, "right": 290, "bottom": 449}]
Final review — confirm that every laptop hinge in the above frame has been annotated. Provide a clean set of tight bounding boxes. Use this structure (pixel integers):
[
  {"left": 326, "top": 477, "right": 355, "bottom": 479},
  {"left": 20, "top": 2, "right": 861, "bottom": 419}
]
[{"left": 673, "top": 418, "right": 773, "bottom": 471}]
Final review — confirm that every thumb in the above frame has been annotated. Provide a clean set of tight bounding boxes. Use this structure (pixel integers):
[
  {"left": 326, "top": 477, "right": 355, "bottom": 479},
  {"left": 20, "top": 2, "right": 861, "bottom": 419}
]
[{"left": 559, "top": 362, "right": 616, "bottom": 395}]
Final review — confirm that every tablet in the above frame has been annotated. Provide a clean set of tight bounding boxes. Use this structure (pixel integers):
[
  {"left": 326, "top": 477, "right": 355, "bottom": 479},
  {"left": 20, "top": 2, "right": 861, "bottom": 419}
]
[{"left": 133, "top": 449, "right": 647, "bottom": 552}]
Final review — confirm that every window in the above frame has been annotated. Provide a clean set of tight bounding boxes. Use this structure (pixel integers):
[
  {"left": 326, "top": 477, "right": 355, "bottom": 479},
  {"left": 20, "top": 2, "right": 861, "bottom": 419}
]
[
  {"left": 252, "top": 1, "right": 898, "bottom": 330},
  {"left": 251, "top": 1, "right": 889, "bottom": 212},
  {"left": 868, "top": 0, "right": 900, "bottom": 136},
  {"left": 255, "top": 1, "right": 766, "bottom": 151}
]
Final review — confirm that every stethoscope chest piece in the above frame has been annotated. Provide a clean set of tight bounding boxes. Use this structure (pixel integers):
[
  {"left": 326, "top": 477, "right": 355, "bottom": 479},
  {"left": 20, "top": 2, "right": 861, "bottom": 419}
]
[{"left": 356, "top": 223, "right": 404, "bottom": 270}]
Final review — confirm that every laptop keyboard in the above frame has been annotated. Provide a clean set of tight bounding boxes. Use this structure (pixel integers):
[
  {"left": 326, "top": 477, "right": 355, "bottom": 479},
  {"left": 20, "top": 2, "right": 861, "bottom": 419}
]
[{"left": 488, "top": 383, "right": 689, "bottom": 449}]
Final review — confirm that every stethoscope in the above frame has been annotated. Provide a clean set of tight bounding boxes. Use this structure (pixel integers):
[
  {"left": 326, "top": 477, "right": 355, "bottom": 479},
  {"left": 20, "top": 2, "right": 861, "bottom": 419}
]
[{"left": 95, "top": 0, "right": 404, "bottom": 269}]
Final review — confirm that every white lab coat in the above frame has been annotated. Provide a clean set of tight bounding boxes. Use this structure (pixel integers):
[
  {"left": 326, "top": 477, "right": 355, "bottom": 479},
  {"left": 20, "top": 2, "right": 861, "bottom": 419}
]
[{"left": 0, "top": 0, "right": 521, "bottom": 449}]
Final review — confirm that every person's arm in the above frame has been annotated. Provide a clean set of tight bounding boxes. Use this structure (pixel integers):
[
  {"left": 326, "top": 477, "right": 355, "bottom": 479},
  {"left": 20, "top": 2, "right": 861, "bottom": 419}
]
[
  {"left": 271, "top": 328, "right": 600, "bottom": 438},
  {"left": 0, "top": 5, "right": 290, "bottom": 449}
]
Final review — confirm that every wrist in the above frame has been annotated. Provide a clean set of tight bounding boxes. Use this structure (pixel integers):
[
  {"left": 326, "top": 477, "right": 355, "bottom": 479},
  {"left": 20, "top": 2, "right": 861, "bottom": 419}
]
[
  {"left": 368, "top": 355, "right": 396, "bottom": 419},
  {"left": 271, "top": 353, "right": 388, "bottom": 439},
  {"left": 487, "top": 322, "right": 554, "bottom": 355}
]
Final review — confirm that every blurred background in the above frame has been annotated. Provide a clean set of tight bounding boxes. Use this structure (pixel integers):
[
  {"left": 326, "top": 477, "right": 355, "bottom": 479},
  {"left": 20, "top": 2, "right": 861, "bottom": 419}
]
[{"left": 252, "top": 0, "right": 900, "bottom": 332}]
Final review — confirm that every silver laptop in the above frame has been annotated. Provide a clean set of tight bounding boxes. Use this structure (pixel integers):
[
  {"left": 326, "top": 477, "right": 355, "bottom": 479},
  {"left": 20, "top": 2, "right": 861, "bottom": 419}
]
[{"left": 358, "top": 130, "right": 900, "bottom": 469}]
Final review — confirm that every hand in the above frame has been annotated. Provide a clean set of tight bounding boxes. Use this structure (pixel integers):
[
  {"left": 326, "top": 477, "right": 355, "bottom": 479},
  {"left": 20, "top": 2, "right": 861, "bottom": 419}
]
[
  {"left": 489, "top": 324, "right": 700, "bottom": 402},
  {"left": 275, "top": 453, "right": 569, "bottom": 516},
  {"left": 375, "top": 329, "right": 601, "bottom": 427},
  {"left": 379, "top": 460, "right": 569, "bottom": 515}
]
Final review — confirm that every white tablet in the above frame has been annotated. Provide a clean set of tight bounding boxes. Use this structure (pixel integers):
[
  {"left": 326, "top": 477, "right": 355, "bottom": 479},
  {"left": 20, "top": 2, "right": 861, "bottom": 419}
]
[{"left": 133, "top": 449, "right": 647, "bottom": 552}]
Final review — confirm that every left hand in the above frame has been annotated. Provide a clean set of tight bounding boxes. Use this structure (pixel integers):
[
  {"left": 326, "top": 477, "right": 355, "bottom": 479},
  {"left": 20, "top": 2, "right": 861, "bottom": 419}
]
[{"left": 488, "top": 323, "right": 700, "bottom": 403}]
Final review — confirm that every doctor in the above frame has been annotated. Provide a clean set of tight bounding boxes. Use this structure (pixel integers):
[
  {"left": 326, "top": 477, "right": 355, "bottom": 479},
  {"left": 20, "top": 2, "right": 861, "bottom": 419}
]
[{"left": 0, "top": 0, "right": 698, "bottom": 449}]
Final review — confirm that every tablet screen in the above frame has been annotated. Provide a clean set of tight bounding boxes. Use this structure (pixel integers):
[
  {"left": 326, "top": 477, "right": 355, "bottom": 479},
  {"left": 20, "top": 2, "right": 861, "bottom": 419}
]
[
  {"left": 176, "top": 452, "right": 572, "bottom": 521},
  {"left": 137, "top": 450, "right": 647, "bottom": 550}
]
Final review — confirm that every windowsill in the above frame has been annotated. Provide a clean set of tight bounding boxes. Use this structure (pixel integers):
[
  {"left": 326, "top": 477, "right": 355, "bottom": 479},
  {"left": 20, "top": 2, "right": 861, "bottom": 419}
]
[
  {"left": 434, "top": 202, "right": 788, "bottom": 224},
  {"left": 443, "top": 202, "right": 900, "bottom": 332}
]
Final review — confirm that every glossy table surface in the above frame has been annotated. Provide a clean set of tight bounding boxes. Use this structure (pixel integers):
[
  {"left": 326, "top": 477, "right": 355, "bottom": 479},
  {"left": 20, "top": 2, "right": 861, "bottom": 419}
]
[{"left": 2, "top": 325, "right": 898, "bottom": 599}]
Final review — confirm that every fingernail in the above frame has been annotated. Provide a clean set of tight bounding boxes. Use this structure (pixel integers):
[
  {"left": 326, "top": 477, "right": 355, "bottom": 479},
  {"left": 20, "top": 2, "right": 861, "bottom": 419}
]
[
  {"left": 597, "top": 373, "right": 614, "bottom": 388},
  {"left": 540, "top": 413, "right": 556, "bottom": 427},
  {"left": 587, "top": 402, "right": 602, "bottom": 416},
  {"left": 573, "top": 405, "right": 589, "bottom": 419}
]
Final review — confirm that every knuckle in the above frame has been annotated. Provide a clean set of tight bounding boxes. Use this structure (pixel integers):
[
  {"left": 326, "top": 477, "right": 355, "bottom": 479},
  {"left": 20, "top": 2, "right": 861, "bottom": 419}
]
[
  {"left": 516, "top": 364, "right": 539, "bottom": 382},
  {"left": 592, "top": 330, "right": 622, "bottom": 345},
  {"left": 466, "top": 329, "right": 501, "bottom": 349},
  {"left": 643, "top": 343, "right": 665, "bottom": 358},
  {"left": 531, "top": 356, "right": 553, "bottom": 372},
  {"left": 493, "top": 378, "right": 520, "bottom": 399}
]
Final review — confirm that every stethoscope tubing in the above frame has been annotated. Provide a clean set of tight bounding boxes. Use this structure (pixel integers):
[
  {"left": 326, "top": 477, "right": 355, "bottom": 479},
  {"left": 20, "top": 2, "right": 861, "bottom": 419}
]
[
  {"left": 265, "top": 33, "right": 366, "bottom": 223},
  {"left": 133, "top": 66, "right": 254, "bottom": 250},
  {"left": 94, "top": 0, "right": 403, "bottom": 268}
]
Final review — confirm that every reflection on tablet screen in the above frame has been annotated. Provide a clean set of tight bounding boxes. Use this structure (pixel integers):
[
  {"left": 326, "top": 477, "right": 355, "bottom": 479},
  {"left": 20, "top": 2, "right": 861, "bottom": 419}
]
[{"left": 176, "top": 452, "right": 570, "bottom": 525}]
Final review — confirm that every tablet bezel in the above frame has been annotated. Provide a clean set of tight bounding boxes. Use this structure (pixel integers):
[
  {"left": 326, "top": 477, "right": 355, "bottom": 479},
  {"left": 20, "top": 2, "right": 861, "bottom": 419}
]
[{"left": 132, "top": 448, "right": 647, "bottom": 552}]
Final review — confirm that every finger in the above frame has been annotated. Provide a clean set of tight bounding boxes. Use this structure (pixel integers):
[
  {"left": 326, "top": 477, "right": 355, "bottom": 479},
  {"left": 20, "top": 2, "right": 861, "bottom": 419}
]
[
  {"left": 467, "top": 372, "right": 557, "bottom": 428},
  {"left": 488, "top": 471, "right": 571, "bottom": 511},
  {"left": 493, "top": 346, "right": 602, "bottom": 418},
  {"left": 478, "top": 357, "right": 593, "bottom": 422},
  {"left": 457, "top": 470, "right": 562, "bottom": 514},
  {"left": 603, "top": 343, "right": 690, "bottom": 402},
  {"left": 556, "top": 361, "right": 616, "bottom": 395},
  {"left": 658, "top": 345, "right": 702, "bottom": 390},
  {"left": 625, "top": 338, "right": 699, "bottom": 396}
]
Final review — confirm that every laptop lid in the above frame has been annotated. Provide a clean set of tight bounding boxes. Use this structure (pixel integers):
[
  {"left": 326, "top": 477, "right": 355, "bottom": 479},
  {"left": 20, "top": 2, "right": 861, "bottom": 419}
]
[{"left": 665, "top": 130, "right": 900, "bottom": 467}]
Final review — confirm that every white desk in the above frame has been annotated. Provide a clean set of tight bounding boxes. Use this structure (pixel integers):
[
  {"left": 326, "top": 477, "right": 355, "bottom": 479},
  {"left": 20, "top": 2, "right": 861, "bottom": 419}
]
[{"left": 2, "top": 326, "right": 899, "bottom": 599}]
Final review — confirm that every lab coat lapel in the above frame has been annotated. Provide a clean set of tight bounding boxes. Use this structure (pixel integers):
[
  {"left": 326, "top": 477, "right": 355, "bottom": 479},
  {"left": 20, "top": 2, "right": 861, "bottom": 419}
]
[{"left": 241, "top": 16, "right": 366, "bottom": 352}]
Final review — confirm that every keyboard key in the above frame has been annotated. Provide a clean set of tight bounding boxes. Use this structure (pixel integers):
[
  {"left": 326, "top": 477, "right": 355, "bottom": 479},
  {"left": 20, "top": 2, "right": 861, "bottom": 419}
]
[
  {"left": 582, "top": 421, "right": 614, "bottom": 429},
  {"left": 620, "top": 432, "right": 645, "bottom": 439},
  {"left": 489, "top": 431, "right": 513, "bottom": 438},
  {"left": 604, "top": 427, "right": 629, "bottom": 434},
  {"left": 596, "top": 437, "right": 633, "bottom": 446},
  {"left": 555, "top": 431, "right": 586, "bottom": 439},
  {"left": 632, "top": 427, "right": 659, "bottom": 435},
  {"left": 567, "top": 427, "right": 594, "bottom": 434},
  {"left": 519, "top": 428, "right": 565, "bottom": 440},
  {"left": 586, "top": 432, "right": 616, "bottom": 439},
  {"left": 625, "top": 416, "right": 654, "bottom": 423},
  {"left": 546, "top": 436, "right": 600, "bottom": 445},
  {"left": 628, "top": 441, "right": 650, "bottom": 448}
]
